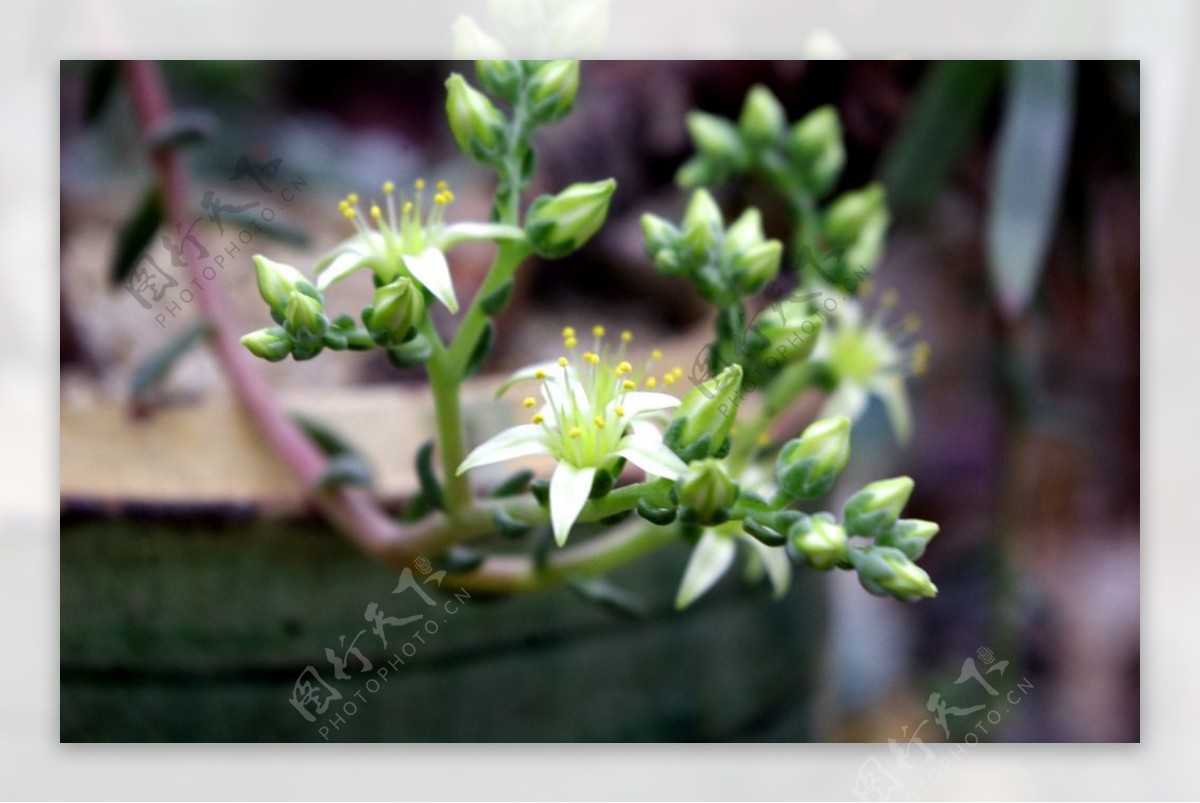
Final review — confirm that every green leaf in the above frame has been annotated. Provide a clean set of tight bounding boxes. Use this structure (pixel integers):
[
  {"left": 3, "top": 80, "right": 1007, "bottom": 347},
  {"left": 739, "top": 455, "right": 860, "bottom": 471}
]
[
  {"left": 217, "top": 208, "right": 309, "bottom": 248},
  {"left": 881, "top": 61, "right": 1003, "bottom": 217},
  {"left": 479, "top": 280, "right": 515, "bottom": 317},
  {"left": 316, "top": 453, "right": 374, "bottom": 491},
  {"left": 463, "top": 321, "right": 496, "bottom": 377},
  {"left": 566, "top": 577, "right": 647, "bottom": 619},
  {"left": 986, "top": 60, "right": 1076, "bottom": 320},
  {"left": 110, "top": 187, "right": 163, "bottom": 286},
  {"left": 488, "top": 469, "right": 535, "bottom": 498},
  {"left": 416, "top": 440, "right": 446, "bottom": 512},
  {"left": 130, "top": 320, "right": 210, "bottom": 401}
]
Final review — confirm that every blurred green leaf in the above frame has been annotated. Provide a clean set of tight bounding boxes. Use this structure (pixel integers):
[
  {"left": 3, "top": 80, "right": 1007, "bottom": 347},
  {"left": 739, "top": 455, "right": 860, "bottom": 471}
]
[
  {"left": 292, "top": 413, "right": 377, "bottom": 491},
  {"left": 881, "top": 61, "right": 1003, "bottom": 217},
  {"left": 986, "top": 60, "right": 1076, "bottom": 320},
  {"left": 130, "top": 319, "right": 210, "bottom": 401},
  {"left": 218, "top": 207, "right": 309, "bottom": 247},
  {"left": 110, "top": 187, "right": 163, "bottom": 286}
]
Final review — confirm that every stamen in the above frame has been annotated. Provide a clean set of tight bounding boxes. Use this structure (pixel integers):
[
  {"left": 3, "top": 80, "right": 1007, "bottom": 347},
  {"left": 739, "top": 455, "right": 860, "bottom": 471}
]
[
  {"left": 370, "top": 204, "right": 382, "bottom": 220},
  {"left": 522, "top": 397, "right": 537, "bottom": 408},
  {"left": 383, "top": 180, "right": 395, "bottom": 194},
  {"left": 562, "top": 326, "right": 576, "bottom": 338},
  {"left": 616, "top": 361, "right": 632, "bottom": 375},
  {"left": 569, "top": 427, "right": 581, "bottom": 438},
  {"left": 593, "top": 416, "right": 605, "bottom": 428},
  {"left": 532, "top": 413, "right": 544, "bottom": 424},
  {"left": 436, "top": 180, "right": 448, "bottom": 192},
  {"left": 663, "top": 374, "right": 676, "bottom": 386},
  {"left": 882, "top": 289, "right": 899, "bottom": 308},
  {"left": 651, "top": 349, "right": 662, "bottom": 361},
  {"left": 564, "top": 336, "right": 578, "bottom": 348},
  {"left": 402, "top": 201, "right": 414, "bottom": 215},
  {"left": 621, "top": 330, "right": 633, "bottom": 343},
  {"left": 592, "top": 325, "right": 605, "bottom": 338},
  {"left": 414, "top": 178, "right": 426, "bottom": 190},
  {"left": 558, "top": 357, "right": 568, "bottom": 367},
  {"left": 672, "top": 367, "right": 683, "bottom": 378},
  {"left": 645, "top": 377, "right": 658, "bottom": 389},
  {"left": 535, "top": 369, "right": 547, "bottom": 379},
  {"left": 346, "top": 193, "right": 359, "bottom": 205},
  {"left": 614, "top": 406, "right": 625, "bottom": 417},
  {"left": 859, "top": 279, "right": 876, "bottom": 297},
  {"left": 904, "top": 312, "right": 921, "bottom": 333},
  {"left": 342, "top": 207, "right": 357, "bottom": 219},
  {"left": 622, "top": 380, "right": 636, "bottom": 390}
]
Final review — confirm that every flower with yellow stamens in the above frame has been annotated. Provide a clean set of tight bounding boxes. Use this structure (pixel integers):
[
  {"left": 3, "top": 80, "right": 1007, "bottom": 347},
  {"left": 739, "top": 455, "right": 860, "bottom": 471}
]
[{"left": 461, "top": 327, "right": 686, "bottom": 545}]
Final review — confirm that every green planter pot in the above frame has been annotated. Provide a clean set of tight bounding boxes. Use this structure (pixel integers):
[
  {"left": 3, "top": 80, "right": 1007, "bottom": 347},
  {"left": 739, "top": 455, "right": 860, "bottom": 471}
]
[{"left": 61, "top": 518, "right": 829, "bottom": 741}]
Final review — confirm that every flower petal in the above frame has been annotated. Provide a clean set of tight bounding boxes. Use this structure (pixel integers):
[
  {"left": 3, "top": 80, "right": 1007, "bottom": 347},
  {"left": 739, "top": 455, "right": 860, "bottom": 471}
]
[
  {"left": 494, "top": 360, "right": 573, "bottom": 398},
  {"left": 873, "top": 374, "right": 913, "bottom": 445},
  {"left": 440, "top": 222, "right": 526, "bottom": 249},
  {"left": 740, "top": 534, "right": 792, "bottom": 599},
  {"left": 316, "top": 250, "right": 370, "bottom": 290},
  {"left": 616, "top": 433, "right": 687, "bottom": 480},
  {"left": 675, "top": 529, "right": 737, "bottom": 609},
  {"left": 819, "top": 381, "right": 870, "bottom": 424},
  {"left": 403, "top": 247, "right": 459, "bottom": 314},
  {"left": 457, "top": 425, "right": 551, "bottom": 475},
  {"left": 615, "top": 391, "right": 681, "bottom": 419},
  {"left": 549, "top": 462, "right": 596, "bottom": 546},
  {"left": 312, "top": 235, "right": 372, "bottom": 273}
]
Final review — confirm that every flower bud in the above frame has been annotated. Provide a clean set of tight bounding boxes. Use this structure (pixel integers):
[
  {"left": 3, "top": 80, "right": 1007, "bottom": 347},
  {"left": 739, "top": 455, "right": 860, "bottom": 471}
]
[
  {"left": 822, "top": 183, "right": 886, "bottom": 247},
  {"left": 876, "top": 518, "right": 939, "bottom": 561},
  {"left": 732, "top": 240, "right": 782, "bottom": 291},
  {"left": 366, "top": 277, "right": 425, "bottom": 345},
  {"left": 477, "top": 59, "right": 523, "bottom": 103},
  {"left": 787, "top": 514, "right": 848, "bottom": 570},
  {"left": 787, "top": 105, "right": 845, "bottom": 196},
  {"left": 721, "top": 208, "right": 765, "bottom": 257},
  {"left": 843, "top": 476, "right": 914, "bottom": 538},
  {"left": 240, "top": 326, "right": 292, "bottom": 362},
  {"left": 676, "top": 459, "right": 738, "bottom": 525},
  {"left": 675, "top": 156, "right": 722, "bottom": 189},
  {"left": 640, "top": 213, "right": 680, "bottom": 256},
  {"left": 668, "top": 364, "right": 743, "bottom": 460},
  {"left": 283, "top": 290, "right": 328, "bottom": 340},
  {"left": 253, "top": 255, "right": 309, "bottom": 315},
  {"left": 686, "top": 111, "right": 745, "bottom": 163},
  {"left": 852, "top": 545, "right": 938, "bottom": 602},
  {"left": 524, "top": 178, "right": 616, "bottom": 258},
  {"left": 746, "top": 304, "right": 823, "bottom": 364},
  {"left": 680, "top": 188, "right": 722, "bottom": 259},
  {"left": 738, "top": 85, "right": 786, "bottom": 147},
  {"left": 775, "top": 415, "right": 851, "bottom": 499},
  {"left": 527, "top": 60, "right": 580, "bottom": 124},
  {"left": 445, "top": 73, "right": 506, "bottom": 164}
]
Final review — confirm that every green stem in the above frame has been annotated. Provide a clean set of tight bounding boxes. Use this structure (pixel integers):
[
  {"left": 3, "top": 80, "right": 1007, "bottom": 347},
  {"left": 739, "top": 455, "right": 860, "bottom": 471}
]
[
  {"left": 729, "top": 360, "right": 822, "bottom": 470},
  {"left": 426, "top": 352, "right": 471, "bottom": 514}
]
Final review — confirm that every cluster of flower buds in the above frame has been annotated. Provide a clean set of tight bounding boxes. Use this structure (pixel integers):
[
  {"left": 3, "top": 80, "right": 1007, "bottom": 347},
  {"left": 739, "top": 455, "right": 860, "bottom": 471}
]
[
  {"left": 818, "top": 182, "right": 891, "bottom": 286},
  {"left": 676, "top": 85, "right": 845, "bottom": 200},
  {"left": 842, "top": 477, "right": 938, "bottom": 601},
  {"left": 675, "top": 458, "right": 739, "bottom": 525},
  {"left": 641, "top": 189, "right": 782, "bottom": 305},
  {"left": 242, "top": 256, "right": 354, "bottom": 362},
  {"left": 664, "top": 364, "right": 743, "bottom": 461}
]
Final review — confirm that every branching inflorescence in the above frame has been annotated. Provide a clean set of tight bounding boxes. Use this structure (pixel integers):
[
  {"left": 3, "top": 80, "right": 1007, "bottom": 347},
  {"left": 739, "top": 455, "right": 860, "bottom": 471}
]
[{"left": 241, "top": 61, "right": 940, "bottom": 609}]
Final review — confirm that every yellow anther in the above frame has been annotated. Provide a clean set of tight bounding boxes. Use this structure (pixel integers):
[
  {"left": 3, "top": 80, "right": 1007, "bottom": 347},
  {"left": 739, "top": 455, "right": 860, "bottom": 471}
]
[
  {"left": 522, "top": 397, "right": 537, "bottom": 408},
  {"left": 663, "top": 374, "right": 676, "bottom": 386},
  {"left": 882, "top": 288, "right": 899, "bottom": 308},
  {"left": 562, "top": 326, "right": 576, "bottom": 338},
  {"left": 672, "top": 367, "right": 683, "bottom": 378},
  {"left": 338, "top": 200, "right": 350, "bottom": 212},
  {"left": 621, "top": 330, "right": 632, "bottom": 343},
  {"left": 532, "top": 413, "right": 545, "bottom": 424},
  {"left": 436, "top": 180, "right": 448, "bottom": 192},
  {"left": 651, "top": 349, "right": 662, "bottom": 360},
  {"left": 859, "top": 279, "right": 875, "bottom": 297},
  {"left": 343, "top": 208, "right": 357, "bottom": 219},
  {"left": 444, "top": 190, "right": 455, "bottom": 202},
  {"left": 414, "top": 178, "right": 426, "bottom": 190},
  {"left": 558, "top": 357, "right": 568, "bottom": 367},
  {"left": 535, "top": 369, "right": 547, "bottom": 379},
  {"left": 402, "top": 201, "right": 414, "bottom": 214},
  {"left": 347, "top": 193, "right": 359, "bottom": 204},
  {"left": 569, "top": 426, "right": 581, "bottom": 438},
  {"left": 616, "top": 360, "right": 633, "bottom": 375},
  {"left": 622, "top": 380, "right": 636, "bottom": 390},
  {"left": 434, "top": 193, "right": 447, "bottom": 205},
  {"left": 614, "top": 406, "right": 626, "bottom": 417},
  {"left": 904, "top": 312, "right": 922, "bottom": 333},
  {"left": 730, "top": 426, "right": 739, "bottom": 436},
  {"left": 564, "top": 337, "right": 578, "bottom": 348},
  {"left": 645, "top": 377, "right": 658, "bottom": 389},
  {"left": 911, "top": 342, "right": 931, "bottom": 376},
  {"left": 370, "top": 204, "right": 382, "bottom": 219},
  {"left": 757, "top": 433, "right": 771, "bottom": 446},
  {"left": 593, "top": 416, "right": 605, "bottom": 428},
  {"left": 592, "top": 325, "right": 605, "bottom": 338},
  {"left": 383, "top": 180, "right": 395, "bottom": 194},
  {"left": 584, "top": 352, "right": 599, "bottom": 364}
]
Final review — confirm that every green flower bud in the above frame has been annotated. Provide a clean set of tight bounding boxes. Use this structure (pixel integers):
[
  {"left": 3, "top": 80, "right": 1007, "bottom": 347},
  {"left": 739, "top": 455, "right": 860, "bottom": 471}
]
[
  {"left": 732, "top": 240, "right": 782, "bottom": 291},
  {"left": 527, "top": 60, "right": 580, "bottom": 124},
  {"left": 445, "top": 73, "right": 506, "bottom": 164},
  {"left": 787, "top": 105, "right": 845, "bottom": 196},
  {"left": 775, "top": 415, "right": 851, "bottom": 499},
  {"left": 852, "top": 545, "right": 938, "bottom": 602},
  {"left": 680, "top": 188, "right": 722, "bottom": 259},
  {"left": 676, "top": 459, "right": 738, "bottom": 525},
  {"left": 283, "top": 290, "right": 328, "bottom": 340},
  {"left": 253, "top": 255, "right": 309, "bottom": 315},
  {"left": 524, "top": 178, "right": 616, "bottom": 258},
  {"left": 822, "top": 183, "right": 887, "bottom": 247},
  {"left": 366, "top": 277, "right": 425, "bottom": 345},
  {"left": 640, "top": 212, "right": 680, "bottom": 256},
  {"left": 876, "top": 518, "right": 939, "bottom": 561},
  {"left": 738, "top": 85, "right": 786, "bottom": 147},
  {"left": 668, "top": 364, "right": 743, "bottom": 460},
  {"left": 721, "top": 208, "right": 765, "bottom": 257},
  {"left": 787, "top": 515, "right": 848, "bottom": 571},
  {"left": 477, "top": 60, "right": 523, "bottom": 102},
  {"left": 746, "top": 304, "right": 823, "bottom": 364},
  {"left": 675, "top": 155, "right": 723, "bottom": 189},
  {"left": 686, "top": 111, "right": 745, "bottom": 163},
  {"left": 843, "top": 476, "right": 915, "bottom": 538},
  {"left": 240, "top": 326, "right": 292, "bottom": 362}
]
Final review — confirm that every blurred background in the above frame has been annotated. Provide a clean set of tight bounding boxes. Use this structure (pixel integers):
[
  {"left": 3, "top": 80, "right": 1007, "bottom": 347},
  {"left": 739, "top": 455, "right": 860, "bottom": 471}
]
[{"left": 59, "top": 60, "right": 1139, "bottom": 743}]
